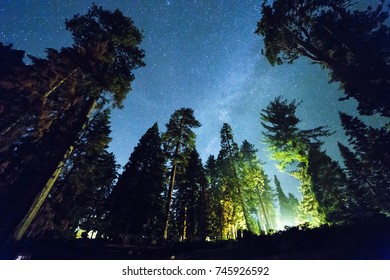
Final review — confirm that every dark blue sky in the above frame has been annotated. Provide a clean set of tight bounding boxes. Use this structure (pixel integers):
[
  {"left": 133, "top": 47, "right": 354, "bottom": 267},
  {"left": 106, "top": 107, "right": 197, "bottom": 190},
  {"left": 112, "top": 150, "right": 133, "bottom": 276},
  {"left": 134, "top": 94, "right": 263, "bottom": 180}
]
[{"left": 1, "top": 0, "right": 385, "bottom": 198}]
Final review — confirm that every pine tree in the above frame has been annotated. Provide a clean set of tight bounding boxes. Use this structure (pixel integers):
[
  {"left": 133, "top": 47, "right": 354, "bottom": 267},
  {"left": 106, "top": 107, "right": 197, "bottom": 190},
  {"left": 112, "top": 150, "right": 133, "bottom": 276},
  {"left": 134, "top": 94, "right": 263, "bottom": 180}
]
[
  {"left": 239, "top": 140, "right": 278, "bottom": 234},
  {"left": 204, "top": 155, "right": 223, "bottom": 240},
  {"left": 287, "top": 193, "right": 299, "bottom": 224},
  {"left": 274, "top": 175, "right": 296, "bottom": 227},
  {"left": 27, "top": 110, "right": 117, "bottom": 239},
  {"left": 162, "top": 108, "right": 201, "bottom": 240},
  {"left": 108, "top": 123, "right": 166, "bottom": 243},
  {"left": 260, "top": 176, "right": 278, "bottom": 232},
  {"left": 261, "top": 96, "right": 333, "bottom": 226},
  {"left": 256, "top": 0, "right": 390, "bottom": 117},
  {"left": 338, "top": 112, "right": 390, "bottom": 216},
  {"left": 174, "top": 149, "right": 207, "bottom": 241},
  {"left": 307, "top": 147, "right": 350, "bottom": 224},
  {"left": 217, "top": 123, "right": 248, "bottom": 239},
  {"left": 0, "top": 4, "right": 145, "bottom": 241}
]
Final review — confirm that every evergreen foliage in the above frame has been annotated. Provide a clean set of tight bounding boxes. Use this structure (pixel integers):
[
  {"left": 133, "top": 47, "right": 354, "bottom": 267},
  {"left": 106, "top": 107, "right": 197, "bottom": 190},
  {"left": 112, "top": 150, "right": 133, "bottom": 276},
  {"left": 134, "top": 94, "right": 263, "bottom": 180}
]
[
  {"left": 0, "top": 4, "right": 144, "bottom": 241},
  {"left": 239, "top": 140, "right": 278, "bottom": 234},
  {"left": 261, "top": 96, "right": 349, "bottom": 226},
  {"left": 173, "top": 149, "right": 208, "bottom": 241},
  {"left": 217, "top": 123, "right": 246, "bottom": 239},
  {"left": 274, "top": 175, "right": 297, "bottom": 226},
  {"left": 108, "top": 123, "right": 166, "bottom": 243},
  {"left": 204, "top": 155, "right": 223, "bottom": 240},
  {"left": 338, "top": 112, "right": 390, "bottom": 216},
  {"left": 256, "top": 0, "right": 390, "bottom": 117},
  {"left": 27, "top": 110, "right": 117, "bottom": 239},
  {"left": 162, "top": 108, "right": 201, "bottom": 240},
  {"left": 0, "top": 1, "right": 388, "bottom": 257}
]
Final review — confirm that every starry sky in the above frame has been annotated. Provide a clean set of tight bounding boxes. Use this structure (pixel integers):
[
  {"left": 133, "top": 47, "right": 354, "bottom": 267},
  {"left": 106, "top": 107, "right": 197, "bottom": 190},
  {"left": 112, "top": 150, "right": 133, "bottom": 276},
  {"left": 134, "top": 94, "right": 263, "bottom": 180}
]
[{"left": 1, "top": 0, "right": 385, "bottom": 198}]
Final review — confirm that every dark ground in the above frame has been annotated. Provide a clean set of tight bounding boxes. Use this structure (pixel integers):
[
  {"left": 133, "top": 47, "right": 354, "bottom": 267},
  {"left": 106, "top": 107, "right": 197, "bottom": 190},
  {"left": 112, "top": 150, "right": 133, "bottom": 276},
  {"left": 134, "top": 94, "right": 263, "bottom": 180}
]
[{"left": 3, "top": 215, "right": 390, "bottom": 260}]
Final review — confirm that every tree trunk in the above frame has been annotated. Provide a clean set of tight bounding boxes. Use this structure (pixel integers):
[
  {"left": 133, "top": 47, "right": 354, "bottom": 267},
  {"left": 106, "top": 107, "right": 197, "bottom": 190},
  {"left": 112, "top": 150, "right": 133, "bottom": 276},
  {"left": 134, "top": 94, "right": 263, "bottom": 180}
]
[
  {"left": 182, "top": 206, "right": 187, "bottom": 241},
  {"left": 256, "top": 184, "right": 270, "bottom": 234},
  {"left": 236, "top": 181, "right": 252, "bottom": 232},
  {"left": 230, "top": 161, "right": 252, "bottom": 233},
  {"left": 163, "top": 142, "right": 180, "bottom": 240},
  {"left": 13, "top": 146, "right": 75, "bottom": 241},
  {"left": 12, "top": 98, "right": 96, "bottom": 241}
]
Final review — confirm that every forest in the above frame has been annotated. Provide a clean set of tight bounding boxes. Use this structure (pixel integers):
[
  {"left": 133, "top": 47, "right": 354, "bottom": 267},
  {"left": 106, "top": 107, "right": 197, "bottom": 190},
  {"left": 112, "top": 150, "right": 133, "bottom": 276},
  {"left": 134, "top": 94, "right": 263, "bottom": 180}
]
[{"left": 0, "top": 0, "right": 389, "bottom": 259}]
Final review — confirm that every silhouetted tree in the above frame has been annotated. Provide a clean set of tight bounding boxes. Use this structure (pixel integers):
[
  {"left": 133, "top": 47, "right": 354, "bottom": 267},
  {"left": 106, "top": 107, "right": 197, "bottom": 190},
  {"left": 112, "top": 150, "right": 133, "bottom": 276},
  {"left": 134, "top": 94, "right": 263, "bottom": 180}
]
[
  {"left": 27, "top": 110, "right": 117, "bottom": 239},
  {"left": 108, "top": 123, "right": 166, "bottom": 243},
  {"left": 307, "top": 146, "right": 351, "bottom": 224},
  {"left": 204, "top": 155, "right": 223, "bottom": 240},
  {"left": 338, "top": 112, "right": 390, "bottom": 216},
  {"left": 256, "top": 0, "right": 390, "bottom": 117},
  {"left": 274, "top": 175, "right": 296, "bottom": 226},
  {"left": 174, "top": 149, "right": 207, "bottom": 241},
  {"left": 162, "top": 108, "right": 200, "bottom": 240}
]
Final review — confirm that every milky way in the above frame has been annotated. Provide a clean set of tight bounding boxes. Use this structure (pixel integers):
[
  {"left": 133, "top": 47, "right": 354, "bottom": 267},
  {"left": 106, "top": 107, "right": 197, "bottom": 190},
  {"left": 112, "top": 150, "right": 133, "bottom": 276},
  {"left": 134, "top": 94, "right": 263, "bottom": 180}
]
[{"left": 1, "top": 0, "right": 384, "bottom": 197}]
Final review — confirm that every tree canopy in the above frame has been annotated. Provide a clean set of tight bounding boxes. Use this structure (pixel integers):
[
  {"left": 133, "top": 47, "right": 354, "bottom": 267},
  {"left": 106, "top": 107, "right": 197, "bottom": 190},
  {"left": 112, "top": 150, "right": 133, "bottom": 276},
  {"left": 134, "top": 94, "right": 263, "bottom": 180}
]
[{"left": 256, "top": 0, "right": 390, "bottom": 117}]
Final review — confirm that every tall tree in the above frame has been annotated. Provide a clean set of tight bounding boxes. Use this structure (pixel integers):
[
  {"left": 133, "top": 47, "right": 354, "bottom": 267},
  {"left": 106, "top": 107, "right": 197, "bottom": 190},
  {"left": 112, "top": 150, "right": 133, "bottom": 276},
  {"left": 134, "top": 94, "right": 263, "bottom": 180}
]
[
  {"left": 338, "top": 112, "right": 390, "bottom": 216},
  {"left": 217, "top": 123, "right": 249, "bottom": 239},
  {"left": 204, "top": 155, "right": 223, "bottom": 240},
  {"left": 260, "top": 175, "right": 278, "bottom": 232},
  {"left": 256, "top": 0, "right": 390, "bottom": 117},
  {"left": 261, "top": 96, "right": 334, "bottom": 226},
  {"left": 274, "top": 175, "right": 296, "bottom": 227},
  {"left": 108, "top": 123, "right": 166, "bottom": 243},
  {"left": 307, "top": 147, "right": 350, "bottom": 224},
  {"left": 287, "top": 193, "right": 300, "bottom": 225},
  {"left": 0, "top": 4, "right": 145, "bottom": 242},
  {"left": 27, "top": 110, "right": 117, "bottom": 239},
  {"left": 162, "top": 108, "right": 201, "bottom": 240},
  {"left": 239, "top": 140, "right": 277, "bottom": 234},
  {"left": 174, "top": 149, "right": 207, "bottom": 241}
]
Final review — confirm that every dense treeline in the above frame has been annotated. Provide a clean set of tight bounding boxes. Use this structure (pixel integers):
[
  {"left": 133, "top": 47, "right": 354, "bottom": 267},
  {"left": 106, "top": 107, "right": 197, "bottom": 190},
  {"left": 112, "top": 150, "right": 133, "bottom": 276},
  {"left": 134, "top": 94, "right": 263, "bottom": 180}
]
[
  {"left": 256, "top": 0, "right": 390, "bottom": 220},
  {"left": 0, "top": 0, "right": 389, "bottom": 253}
]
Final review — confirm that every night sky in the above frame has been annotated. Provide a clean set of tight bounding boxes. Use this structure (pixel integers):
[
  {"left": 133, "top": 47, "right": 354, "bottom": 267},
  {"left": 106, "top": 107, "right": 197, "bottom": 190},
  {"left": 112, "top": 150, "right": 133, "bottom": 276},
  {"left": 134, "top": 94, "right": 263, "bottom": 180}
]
[{"left": 1, "top": 0, "right": 385, "bottom": 198}]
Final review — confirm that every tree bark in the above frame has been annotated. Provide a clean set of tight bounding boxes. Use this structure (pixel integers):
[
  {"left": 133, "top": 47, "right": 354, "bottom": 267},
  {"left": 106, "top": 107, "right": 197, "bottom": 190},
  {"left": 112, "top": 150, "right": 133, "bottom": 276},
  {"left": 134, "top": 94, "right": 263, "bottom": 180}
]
[{"left": 163, "top": 142, "right": 180, "bottom": 240}]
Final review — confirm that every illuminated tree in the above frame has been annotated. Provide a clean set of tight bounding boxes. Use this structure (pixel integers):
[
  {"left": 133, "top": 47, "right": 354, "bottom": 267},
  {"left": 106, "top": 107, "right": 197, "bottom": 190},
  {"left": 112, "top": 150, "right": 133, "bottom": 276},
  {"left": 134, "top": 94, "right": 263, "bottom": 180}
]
[
  {"left": 274, "top": 175, "right": 297, "bottom": 227},
  {"left": 256, "top": 0, "right": 390, "bottom": 117},
  {"left": 217, "top": 123, "right": 256, "bottom": 239},
  {"left": 239, "top": 140, "right": 278, "bottom": 234},
  {"left": 261, "top": 96, "right": 332, "bottom": 226}
]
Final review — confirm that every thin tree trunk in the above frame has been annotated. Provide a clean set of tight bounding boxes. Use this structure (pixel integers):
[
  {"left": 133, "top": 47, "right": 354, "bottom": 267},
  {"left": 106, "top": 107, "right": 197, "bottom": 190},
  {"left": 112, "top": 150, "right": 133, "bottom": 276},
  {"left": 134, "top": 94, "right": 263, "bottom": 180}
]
[
  {"left": 256, "top": 184, "right": 270, "bottom": 234},
  {"left": 13, "top": 146, "right": 75, "bottom": 241},
  {"left": 255, "top": 212, "right": 263, "bottom": 234},
  {"left": 182, "top": 206, "right": 187, "bottom": 241},
  {"left": 0, "top": 67, "right": 80, "bottom": 142},
  {"left": 42, "top": 68, "right": 79, "bottom": 100},
  {"left": 231, "top": 162, "right": 252, "bottom": 233},
  {"left": 163, "top": 143, "right": 180, "bottom": 240},
  {"left": 236, "top": 181, "right": 252, "bottom": 232}
]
